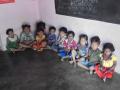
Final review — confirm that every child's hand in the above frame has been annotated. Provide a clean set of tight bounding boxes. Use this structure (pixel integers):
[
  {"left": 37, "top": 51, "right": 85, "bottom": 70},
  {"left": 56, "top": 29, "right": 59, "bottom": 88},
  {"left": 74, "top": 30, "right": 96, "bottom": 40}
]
[{"left": 86, "top": 56, "right": 90, "bottom": 60}]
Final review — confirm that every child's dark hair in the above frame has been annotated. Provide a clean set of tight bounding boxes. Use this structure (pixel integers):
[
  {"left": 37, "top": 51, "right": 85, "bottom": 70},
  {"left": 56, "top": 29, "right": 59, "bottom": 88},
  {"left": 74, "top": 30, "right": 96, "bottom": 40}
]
[
  {"left": 35, "top": 28, "right": 44, "bottom": 35},
  {"left": 22, "top": 24, "right": 31, "bottom": 30},
  {"left": 91, "top": 36, "right": 100, "bottom": 45},
  {"left": 59, "top": 27, "right": 67, "bottom": 34},
  {"left": 6, "top": 28, "right": 13, "bottom": 35},
  {"left": 67, "top": 31, "right": 75, "bottom": 37},
  {"left": 103, "top": 43, "right": 115, "bottom": 52},
  {"left": 36, "top": 21, "right": 46, "bottom": 30},
  {"left": 79, "top": 34, "right": 88, "bottom": 46},
  {"left": 49, "top": 26, "right": 56, "bottom": 32}
]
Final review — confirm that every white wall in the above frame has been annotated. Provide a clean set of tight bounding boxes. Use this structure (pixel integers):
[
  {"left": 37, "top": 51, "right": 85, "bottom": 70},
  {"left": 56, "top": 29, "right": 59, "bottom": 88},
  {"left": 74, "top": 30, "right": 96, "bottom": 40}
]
[
  {"left": 38, "top": 0, "right": 120, "bottom": 73},
  {"left": 0, "top": 0, "right": 40, "bottom": 50}
]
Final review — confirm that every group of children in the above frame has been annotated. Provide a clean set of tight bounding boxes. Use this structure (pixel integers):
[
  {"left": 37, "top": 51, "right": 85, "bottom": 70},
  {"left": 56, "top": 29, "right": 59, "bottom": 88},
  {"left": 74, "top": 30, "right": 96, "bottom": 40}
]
[{"left": 6, "top": 21, "right": 117, "bottom": 82}]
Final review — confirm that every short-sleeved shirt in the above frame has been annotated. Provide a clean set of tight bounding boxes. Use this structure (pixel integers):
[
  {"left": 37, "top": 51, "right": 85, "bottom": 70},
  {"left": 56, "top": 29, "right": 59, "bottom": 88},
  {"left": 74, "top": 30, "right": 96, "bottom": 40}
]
[
  {"left": 56, "top": 35, "right": 67, "bottom": 48},
  {"left": 77, "top": 44, "right": 88, "bottom": 57},
  {"left": 63, "top": 39, "right": 77, "bottom": 50},
  {"left": 36, "top": 34, "right": 45, "bottom": 43},
  {"left": 20, "top": 32, "right": 34, "bottom": 42},
  {"left": 48, "top": 34, "right": 56, "bottom": 43},
  {"left": 100, "top": 54, "right": 117, "bottom": 68},
  {"left": 88, "top": 48, "right": 101, "bottom": 63}
]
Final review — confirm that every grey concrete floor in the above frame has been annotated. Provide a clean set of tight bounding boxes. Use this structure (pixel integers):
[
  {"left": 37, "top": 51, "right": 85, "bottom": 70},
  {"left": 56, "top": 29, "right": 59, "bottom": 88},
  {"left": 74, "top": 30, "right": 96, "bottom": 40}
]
[{"left": 0, "top": 49, "right": 120, "bottom": 90}]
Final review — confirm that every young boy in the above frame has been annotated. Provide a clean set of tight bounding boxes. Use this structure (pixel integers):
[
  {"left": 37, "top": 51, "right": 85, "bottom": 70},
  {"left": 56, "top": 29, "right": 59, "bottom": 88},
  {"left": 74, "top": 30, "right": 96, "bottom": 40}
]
[
  {"left": 78, "top": 36, "right": 101, "bottom": 74},
  {"left": 54, "top": 27, "right": 67, "bottom": 52},
  {"left": 48, "top": 26, "right": 56, "bottom": 47},
  {"left": 95, "top": 43, "right": 117, "bottom": 82},
  {"left": 20, "top": 24, "right": 34, "bottom": 49}
]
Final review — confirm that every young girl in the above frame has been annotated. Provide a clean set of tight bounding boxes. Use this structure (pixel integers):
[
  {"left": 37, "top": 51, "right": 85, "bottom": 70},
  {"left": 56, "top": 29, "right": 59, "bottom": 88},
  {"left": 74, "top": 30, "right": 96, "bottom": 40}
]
[
  {"left": 58, "top": 31, "right": 77, "bottom": 61},
  {"left": 20, "top": 24, "right": 34, "bottom": 49},
  {"left": 36, "top": 21, "right": 48, "bottom": 38},
  {"left": 33, "top": 29, "right": 47, "bottom": 51},
  {"left": 71, "top": 34, "right": 88, "bottom": 67},
  {"left": 95, "top": 43, "right": 117, "bottom": 82},
  {"left": 6, "top": 28, "right": 23, "bottom": 52}
]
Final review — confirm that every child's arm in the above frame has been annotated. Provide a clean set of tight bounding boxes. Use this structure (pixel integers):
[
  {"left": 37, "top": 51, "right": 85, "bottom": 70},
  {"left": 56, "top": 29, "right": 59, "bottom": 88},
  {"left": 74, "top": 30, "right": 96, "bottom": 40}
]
[
  {"left": 110, "top": 61, "right": 117, "bottom": 71},
  {"left": 30, "top": 33, "right": 34, "bottom": 41}
]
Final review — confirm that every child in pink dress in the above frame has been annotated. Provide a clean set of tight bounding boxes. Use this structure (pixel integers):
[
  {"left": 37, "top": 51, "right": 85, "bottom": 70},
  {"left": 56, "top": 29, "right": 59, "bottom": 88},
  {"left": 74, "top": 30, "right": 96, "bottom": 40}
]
[{"left": 58, "top": 31, "right": 77, "bottom": 61}]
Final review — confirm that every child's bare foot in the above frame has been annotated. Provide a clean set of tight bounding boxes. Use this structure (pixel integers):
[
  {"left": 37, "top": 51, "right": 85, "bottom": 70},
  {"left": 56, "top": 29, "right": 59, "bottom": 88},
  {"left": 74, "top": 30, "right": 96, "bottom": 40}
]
[
  {"left": 10, "top": 49, "right": 15, "bottom": 53},
  {"left": 61, "top": 58, "right": 64, "bottom": 62},
  {"left": 103, "top": 77, "right": 106, "bottom": 82},
  {"left": 90, "top": 70, "right": 93, "bottom": 75},
  {"left": 69, "top": 61, "right": 74, "bottom": 64},
  {"left": 38, "top": 48, "right": 43, "bottom": 52},
  {"left": 33, "top": 48, "right": 37, "bottom": 51}
]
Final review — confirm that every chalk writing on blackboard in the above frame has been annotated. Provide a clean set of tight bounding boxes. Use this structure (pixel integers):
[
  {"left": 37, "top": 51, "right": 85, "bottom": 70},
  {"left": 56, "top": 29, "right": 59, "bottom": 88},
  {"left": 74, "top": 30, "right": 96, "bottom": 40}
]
[{"left": 55, "top": 0, "right": 120, "bottom": 24}]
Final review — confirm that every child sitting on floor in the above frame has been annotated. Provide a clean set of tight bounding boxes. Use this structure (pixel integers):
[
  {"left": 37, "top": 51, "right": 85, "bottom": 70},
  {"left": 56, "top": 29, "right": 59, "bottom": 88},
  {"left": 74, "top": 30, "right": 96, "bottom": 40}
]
[
  {"left": 48, "top": 26, "right": 56, "bottom": 47},
  {"left": 20, "top": 24, "right": 34, "bottom": 49},
  {"left": 33, "top": 29, "right": 47, "bottom": 51},
  {"left": 36, "top": 21, "right": 48, "bottom": 38},
  {"left": 88, "top": 36, "right": 101, "bottom": 74},
  {"left": 58, "top": 31, "right": 77, "bottom": 61},
  {"left": 53, "top": 27, "right": 67, "bottom": 52},
  {"left": 6, "top": 28, "right": 23, "bottom": 52},
  {"left": 78, "top": 36, "right": 101, "bottom": 74},
  {"left": 71, "top": 34, "right": 88, "bottom": 67},
  {"left": 95, "top": 43, "right": 117, "bottom": 82}
]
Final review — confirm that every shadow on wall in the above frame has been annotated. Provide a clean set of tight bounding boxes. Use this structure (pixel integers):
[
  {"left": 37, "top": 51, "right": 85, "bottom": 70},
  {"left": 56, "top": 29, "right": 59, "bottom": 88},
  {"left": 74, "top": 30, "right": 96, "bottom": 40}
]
[{"left": 0, "top": 35, "right": 2, "bottom": 51}]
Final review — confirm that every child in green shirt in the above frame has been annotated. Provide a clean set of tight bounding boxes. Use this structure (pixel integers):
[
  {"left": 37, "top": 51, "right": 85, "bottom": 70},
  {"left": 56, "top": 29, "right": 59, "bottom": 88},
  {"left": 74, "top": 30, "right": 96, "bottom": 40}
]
[
  {"left": 20, "top": 24, "right": 34, "bottom": 49},
  {"left": 6, "top": 28, "right": 23, "bottom": 52}
]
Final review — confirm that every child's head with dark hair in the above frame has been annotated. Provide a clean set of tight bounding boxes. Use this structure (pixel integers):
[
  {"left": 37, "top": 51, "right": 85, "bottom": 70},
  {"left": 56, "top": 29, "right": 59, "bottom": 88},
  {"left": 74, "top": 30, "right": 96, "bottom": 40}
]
[
  {"left": 22, "top": 24, "right": 31, "bottom": 34},
  {"left": 90, "top": 36, "right": 100, "bottom": 51},
  {"left": 36, "top": 21, "right": 46, "bottom": 30},
  {"left": 49, "top": 26, "right": 56, "bottom": 34},
  {"left": 6, "top": 28, "right": 14, "bottom": 37},
  {"left": 79, "top": 34, "right": 88, "bottom": 46},
  {"left": 67, "top": 31, "right": 75, "bottom": 41},
  {"left": 103, "top": 43, "right": 115, "bottom": 56},
  {"left": 59, "top": 27, "right": 67, "bottom": 37}
]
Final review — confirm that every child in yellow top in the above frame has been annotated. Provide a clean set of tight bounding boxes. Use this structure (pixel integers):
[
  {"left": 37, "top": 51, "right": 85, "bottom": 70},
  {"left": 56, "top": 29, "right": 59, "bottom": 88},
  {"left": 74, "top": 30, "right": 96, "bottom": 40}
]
[
  {"left": 95, "top": 43, "right": 117, "bottom": 82},
  {"left": 33, "top": 29, "right": 47, "bottom": 51}
]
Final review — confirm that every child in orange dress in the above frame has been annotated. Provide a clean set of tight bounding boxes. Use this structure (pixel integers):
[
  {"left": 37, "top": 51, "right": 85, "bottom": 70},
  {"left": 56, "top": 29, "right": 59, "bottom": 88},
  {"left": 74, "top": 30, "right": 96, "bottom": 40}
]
[{"left": 33, "top": 29, "right": 47, "bottom": 51}]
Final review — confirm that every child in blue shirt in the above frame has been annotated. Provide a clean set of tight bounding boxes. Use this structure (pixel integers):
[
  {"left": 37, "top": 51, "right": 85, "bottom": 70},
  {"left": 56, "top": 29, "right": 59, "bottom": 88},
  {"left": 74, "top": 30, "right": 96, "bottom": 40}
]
[
  {"left": 48, "top": 26, "right": 56, "bottom": 47},
  {"left": 71, "top": 34, "right": 88, "bottom": 67}
]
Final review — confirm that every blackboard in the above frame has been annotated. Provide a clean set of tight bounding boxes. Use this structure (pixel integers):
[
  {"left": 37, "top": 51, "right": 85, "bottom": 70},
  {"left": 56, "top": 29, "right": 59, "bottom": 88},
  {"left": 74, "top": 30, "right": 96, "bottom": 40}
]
[{"left": 55, "top": 0, "right": 120, "bottom": 24}]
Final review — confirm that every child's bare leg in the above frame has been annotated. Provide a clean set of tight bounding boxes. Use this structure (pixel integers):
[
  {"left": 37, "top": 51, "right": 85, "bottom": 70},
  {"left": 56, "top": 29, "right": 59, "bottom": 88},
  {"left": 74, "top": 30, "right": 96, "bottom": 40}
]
[
  {"left": 89, "top": 66, "right": 95, "bottom": 74},
  {"left": 77, "top": 62, "right": 89, "bottom": 70},
  {"left": 70, "top": 49, "right": 77, "bottom": 65},
  {"left": 19, "top": 43, "right": 31, "bottom": 48}
]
